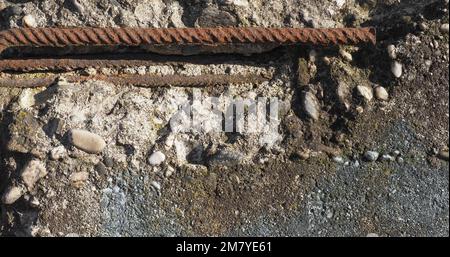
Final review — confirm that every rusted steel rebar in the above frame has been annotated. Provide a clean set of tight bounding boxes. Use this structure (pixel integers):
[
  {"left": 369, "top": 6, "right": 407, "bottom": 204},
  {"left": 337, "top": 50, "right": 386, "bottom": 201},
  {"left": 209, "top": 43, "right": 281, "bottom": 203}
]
[
  {"left": 0, "top": 52, "right": 271, "bottom": 72},
  {"left": 0, "top": 27, "right": 376, "bottom": 54},
  {"left": 0, "top": 74, "right": 270, "bottom": 88}
]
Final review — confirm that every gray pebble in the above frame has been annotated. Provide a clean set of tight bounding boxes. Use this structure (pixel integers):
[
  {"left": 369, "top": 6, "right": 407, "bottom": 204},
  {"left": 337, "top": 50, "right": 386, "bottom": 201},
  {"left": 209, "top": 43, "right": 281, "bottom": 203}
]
[
  {"left": 364, "top": 151, "right": 379, "bottom": 162},
  {"left": 8, "top": 5, "right": 22, "bottom": 16},
  {"left": 196, "top": 7, "right": 237, "bottom": 27},
  {"left": 95, "top": 162, "right": 108, "bottom": 176},
  {"left": 303, "top": 91, "right": 320, "bottom": 121},
  {"left": 70, "top": 129, "right": 106, "bottom": 154},
  {"left": 103, "top": 156, "right": 114, "bottom": 167},
  {"left": 70, "top": 0, "right": 85, "bottom": 13}
]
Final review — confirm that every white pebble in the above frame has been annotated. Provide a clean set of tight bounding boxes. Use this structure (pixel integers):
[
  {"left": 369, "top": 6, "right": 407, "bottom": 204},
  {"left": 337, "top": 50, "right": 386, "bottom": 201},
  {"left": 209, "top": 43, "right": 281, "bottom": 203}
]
[
  {"left": 391, "top": 61, "right": 403, "bottom": 78},
  {"left": 1, "top": 186, "right": 24, "bottom": 205},
  {"left": 148, "top": 151, "right": 166, "bottom": 166},
  {"left": 374, "top": 86, "right": 389, "bottom": 101},
  {"left": 364, "top": 151, "right": 379, "bottom": 162},
  {"left": 339, "top": 49, "right": 353, "bottom": 62},
  {"left": 21, "top": 159, "right": 47, "bottom": 190},
  {"left": 165, "top": 166, "right": 175, "bottom": 177},
  {"left": 387, "top": 44, "right": 397, "bottom": 59},
  {"left": 29, "top": 196, "right": 40, "bottom": 207},
  {"left": 381, "top": 154, "right": 395, "bottom": 162},
  {"left": 70, "top": 129, "right": 106, "bottom": 154},
  {"left": 151, "top": 181, "right": 161, "bottom": 191},
  {"left": 22, "top": 14, "right": 37, "bottom": 28},
  {"left": 222, "top": 0, "right": 249, "bottom": 7},
  {"left": 356, "top": 85, "right": 373, "bottom": 102},
  {"left": 332, "top": 156, "right": 345, "bottom": 164},
  {"left": 440, "top": 23, "right": 449, "bottom": 34}
]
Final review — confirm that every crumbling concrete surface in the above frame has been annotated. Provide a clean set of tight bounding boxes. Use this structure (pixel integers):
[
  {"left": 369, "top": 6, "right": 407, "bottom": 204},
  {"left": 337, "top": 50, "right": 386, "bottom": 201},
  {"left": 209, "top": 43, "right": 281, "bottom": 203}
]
[{"left": 0, "top": 0, "right": 448, "bottom": 236}]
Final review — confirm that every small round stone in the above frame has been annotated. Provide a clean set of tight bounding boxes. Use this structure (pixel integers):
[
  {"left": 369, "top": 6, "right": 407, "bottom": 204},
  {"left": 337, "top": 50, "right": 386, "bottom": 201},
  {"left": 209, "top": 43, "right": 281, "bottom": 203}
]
[
  {"left": 364, "top": 151, "right": 379, "bottom": 162},
  {"left": 440, "top": 23, "right": 449, "bottom": 34},
  {"left": 22, "top": 14, "right": 37, "bottom": 28},
  {"left": 391, "top": 61, "right": 403, "bottom": 78},
  {"left": 103, "top": 156, "right": 114, "bottom": 167},
  {"left": 148, "top": 151, "right": 166, "bottom": 166},
  {"left": 70, "top": 129, "right": 106, "bottom": 154},
  {"left": 303, "top": 91, "right": 320, "bottom": 121},
  {"left": 374, "top": 86, "right": 389, "bottom": 101}
]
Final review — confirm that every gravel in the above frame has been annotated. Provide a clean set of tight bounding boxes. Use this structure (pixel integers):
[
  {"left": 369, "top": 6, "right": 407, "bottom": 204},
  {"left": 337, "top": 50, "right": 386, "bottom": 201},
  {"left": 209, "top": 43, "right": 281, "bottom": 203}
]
[{"left": 0, "top": 0, "right": 447, "bottom": 238}]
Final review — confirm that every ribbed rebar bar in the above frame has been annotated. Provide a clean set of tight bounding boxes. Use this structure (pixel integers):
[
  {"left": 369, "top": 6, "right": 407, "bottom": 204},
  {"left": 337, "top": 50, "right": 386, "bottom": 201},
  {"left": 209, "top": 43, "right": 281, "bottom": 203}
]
[{"left": 0, "top": 27, "right": 376, "bottom": 54}]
